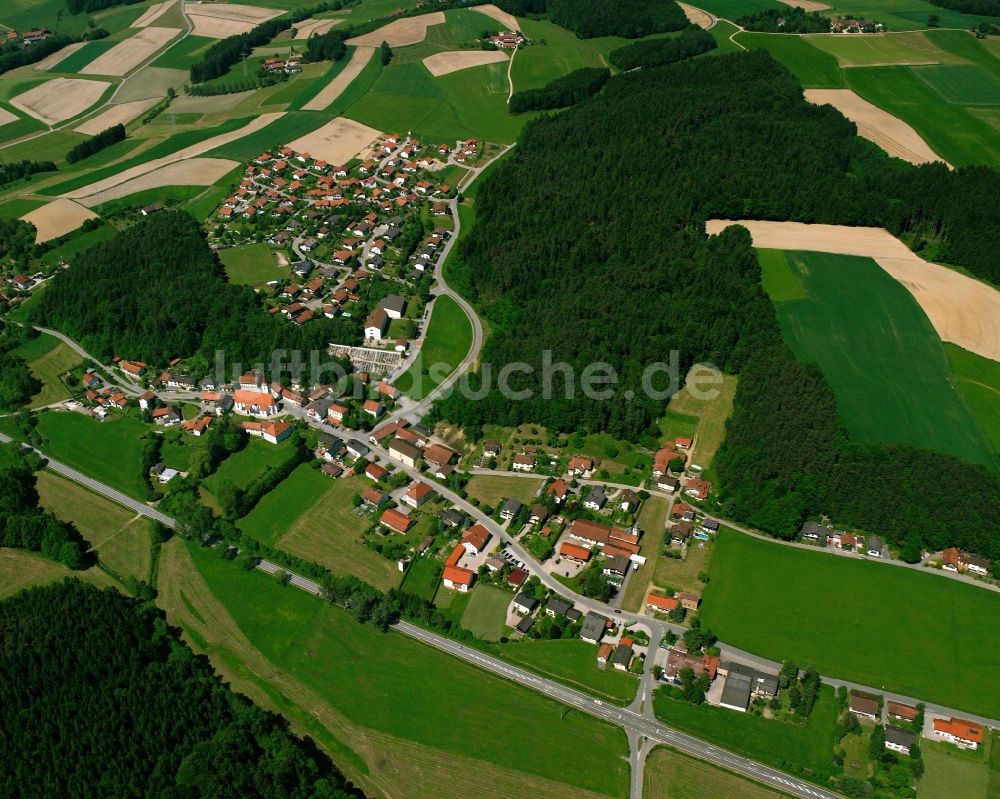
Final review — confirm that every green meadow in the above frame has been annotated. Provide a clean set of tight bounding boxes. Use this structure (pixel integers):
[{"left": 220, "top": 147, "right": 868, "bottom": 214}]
[
  {"left": 510, "top": 17, "right": 608, "bottom": 90},
  {"left": 700, "top": 529, "right": 1000, "bottom": 718},
  {"left": 945, "top": 344, "right": 1000, "bottom": 453},
  {"left": 36, "top": 411, "right": 150, "bottom": 498},
  {"left": 395, "top": 295, "right": 473, "bottom": 399},
  {"left": 759, "top": 249, "right": 997, "bottom": 469},
  {"left": 236, "top": 464, "right": 331, "bottom": 545},
  {"left": 188, "top": 543, "right": 631, "bottom": 797},
  {"left": 219, "top": 243, "right": 287, "bottom": 286}
]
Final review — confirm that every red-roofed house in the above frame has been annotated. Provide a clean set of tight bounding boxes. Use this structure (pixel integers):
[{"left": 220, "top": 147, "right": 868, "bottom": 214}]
[
  {"left": 380, "top": 508, "right": 414, "bottom": 534},
  {"left": 684, "top": 479, "right": 711, "bottom": 500},
  {"left": 547, "top": 478, "right": 568, "bottom": 504},
  {"left": 646, "top": 593, "right": 679, "bottom": 613},
  {"left": 403, "top": 481, "right": 435, "bottom": 508},
  {"left": 933, "top": 717, "right": 983, "bottom": 749},
  {"left": 567, "top": 456, "right": 594, "bottom": 476},
  {"left": 243, "top": 420, "right": 292, "bottom": 445},
  {"left": 423, "top": 443, "right": 457, "bottom": 468},
  {"left": 560, "top": 542, "right": 592, "bottom": 563},
  {"left": 233, "top": 390, "right": 278, "bottom": 417},
  {"left": 365, "top": 462, "right": 388, "bottom": 481},
  {"left": 461, "top": 522, "right": 491, "bottom": 555}
]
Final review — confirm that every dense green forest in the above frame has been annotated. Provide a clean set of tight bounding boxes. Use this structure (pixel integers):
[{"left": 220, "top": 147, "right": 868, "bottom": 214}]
[
  {"left": 32, "top": 212, "right": 362, "bottom": 372},
  {"left": 0, "top": 580, "right": 364, "bottom": 799},
  {"left": 509, "top": 67, "right": 609, "bottom": 113},
  {"left": 66, "top": 123, "right": 125, "bottom": 164},
  {"left": 0, "top": 218, "right": 38, "bottom": 266},
  {"left": 929, "top": 0, "right": 1000, "bottom": 14},
  {"left": 0, "top": 159, "right": 57, "bottom": 188},
  {"left": 608, "top": 27, "right": 716, "bottom": 71},
  {"left": 546, "top": 0, "right": 689, "bottom": 38},
  {"left": 737, "top": 8, "right": 832, "bottom": 32},
  {"left": 431, "top": 50, "right": 1000, "bottom": 559},
  {"left": 303, "top": 27, "right": 350, "bottom": 63},
  {"left": 0, "top": 324, "right": 41, "bottom": 410},
  {"left": 66, "top": 0, "right": 140, "bottom": 13},
  {"left": 0, "top": 444, "right": 87, "bottom": 568}
]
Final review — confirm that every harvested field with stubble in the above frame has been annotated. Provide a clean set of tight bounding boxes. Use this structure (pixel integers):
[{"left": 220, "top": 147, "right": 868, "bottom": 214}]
[
  {"left": 471, "top": 3, "right": 520, "bottom": 31},
  {"left": 74, "top": 97, "right": 160, "bottom": 134},
  {"left": 0, "top": 108, "right": 17, "bottom": 128},
  {"left": 777, "top": 0, "right": 828, "bottom": 9},
  {"left": 10, "top": 77, "right": 110, "bottom": 125},
  {"left": 21, "top": 199, "right": 98, "bottom": 243},
  {"left": 187, "top": 3, "right": 284, "bottom": 38},
  {"left": 76, "top": 157, "right": 238, "bottom": 206},
  {"left": 348, "top": 12, "right": 445, "bottom": 47},
  {"left": 302, "top": 46, "right": 375, "bottom": 110},
  {"left": 81, "top": 27, "right": 180, "bottom": 76},
  {"left": 423, "top": 49, "right": 508, "bottom": 77},
  {"left": 286, "top": 115, "right": 380, "bottom": 163},
  {"left": 62, "top": 112, "right": 283, "bottom": 198},
  {"left": 679, "top": 3, "right": 714, "bottom": 28},
  {"left": 35, "top": 41, "right": 87, "bottom": 71},
  {"left": 805, "top": 88, "right": 948, "bottom": 166},
  {"left": 293, "top": 17, "right": 342, "bottom": 38},
  {"left": 707, "top": 219, "right": 1000, "bottom": 363},
  {"left": 131, "top": 0, "right": 177, "bottom": 27}
]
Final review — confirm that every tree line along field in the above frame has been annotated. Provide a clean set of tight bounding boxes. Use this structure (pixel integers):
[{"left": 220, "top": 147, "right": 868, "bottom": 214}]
[
  {"left": 699, "top": 529, "right": 1000, "bottom": 718},
  {"left": 759, "top": 249, "right": 997, "bottom": 469},
  {"left": 169, "top": 540, "right": 631, "bottom": 799}
]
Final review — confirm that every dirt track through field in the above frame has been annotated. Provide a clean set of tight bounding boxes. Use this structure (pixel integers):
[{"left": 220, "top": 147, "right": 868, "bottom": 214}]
[
  {"left": 131, "top": 0, "right": 177, "bottom": 27},
  {"left": 423, "top": 49, "right": 508, "bottom": 76},
  {"left": 74, "top": 97, "right": 160, "bottom": 134},
  {"left": 287, "top": 116, "right": 381, "bottom": 163},
  {"left": 21, "top": 199, "right": 99, "bottom": 243},
  {"left": 293, "top": 17, "right": 342, "bottom": 38},
  {"left": 81, "top": 26, "right": 180, "bottom": 76},
  {"left": 679, "top": 3, "right": 714, "bottom": 28},
  {"left": 348, "top": 12, "right": 445, "bottom": 47},
  {"left": 707, "top": 219, "right": 1000, "bottom": 362},
  {"left": 35, "top": 41, "right": 87, "bottom": 71},
  {"left": 186, "top": 3, "right": 284, "bottom": 38},
  {"left": 63, "top": 112, "right": 283, "bottom": 199},
  {"left": 76, "top": 157, "right": 238, "bottom": 206},
  {"left": 10, "top": 77, "right": 110, "bottom": 125},
  {"left": 302, "top": 46, "right": 374, "bottom": 110},
  {"left": 805, "top": 89, "right": 948, "bottom": 167},
  {"left": 471, "top": 3, "right": 520, "bottom": 31}
]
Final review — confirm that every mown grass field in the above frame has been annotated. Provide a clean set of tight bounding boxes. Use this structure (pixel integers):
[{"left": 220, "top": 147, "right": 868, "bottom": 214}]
[
  {"left": 644, "top": 746, "right": 795, "bottom": 799},
  {"left": 177, "top": 541, "right": 631, "bottom": 798},
  {"left": 96, "top": 516, "right": 153, "bottom": 582},
  {"left": 219, "top": 242, "right": 287, "bottom": 286},
  {"left": 465, "top": 474, "right": 542, "bottom": 507},
  {"left": 760, "top": 249, "right": 996, "bottom": 469},
  {"left": 510, "top": 18, "right": 608, "bottom": 91},
  {"left": 36, "top": 411, "right": 150, "bottom": 498},
  {"left": 806, "top": 31, "right": 964, "bottom": 68},
  {"left": 237, "top": 463, "right": 332, "bottom": 545},
  {"left": 35, "top": 470, "right": 133, "bottom": 547},
  {"left": 498, "top": 638, "right": 638, "bottom": 704},
  {"left": 701, "top": 529, "right": 1000, "bottom": 718},
  {"left": 737, "top": 34, "right": 846, "bottom": 89},
  {"left": 1, "top": 0, "right": 148, "bottom": 38},
  {"left": 396, "top": 295, "right": 473, "bottom": 398},
  {"left": 274, "top": 474, "right": 401, "bottom": 591},
  {"left": 13, "top": 333, "right": 82, "bottom": 408},
  {"left": 918, "top": 740, "right": 992, "bottom": 799},
  {"left": 663, "top": 373, "right": 737, "bottom": 479},
  {"left": 945, "top": 343, "right": 1000, "bottom": 453},
  {"left": 913, "top": 63, "right": 1000, "bottom": 105},
  {"left": 0, "top": 548, "right": 118, "bottom": 600},
  {"left": 459, "top": 584, "right": 510, "bottom": 640},
  {"left": 653, "top": 684, "right": 839, "bottom": 781}
]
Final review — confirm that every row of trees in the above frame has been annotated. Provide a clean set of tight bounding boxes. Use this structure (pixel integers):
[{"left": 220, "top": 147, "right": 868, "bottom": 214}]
[
  {"left": 0, "top": 580, "right": 366, "bottom": 798},
  {"left": 188, "top": 72, "right": 289, "bottom": 96},
  {"left": 0, "top": 159, "right": 57, "bottom": 187},
  {"left": 0, "top": 325, "right": 41, "bottom": 411},
  {"left": 431, "top": 50, "right": 1000, "bottom": 559},
  {"left": 608, "top": 26, "right": 716, "bottom": 71},
  {"left": 737, "top": 7, "right": 832, "bottom": 32},
  {"left": 190, "top": 0, "right": 355, "bottom": 81},
  {"left": 509, "top": 67, "right": 609, "bottom": 113},
  {"left": 31, "top": 211, "right": 363, "bottom": 372},
  {"left": 303, "top": 27, "right": 350, "bottom": 63},
  {"left": 929, "top": 0, "right": 1000, "bottom": 14},
  {"left": 66, "top": 123, "right": 125, "bottom": 164}
]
